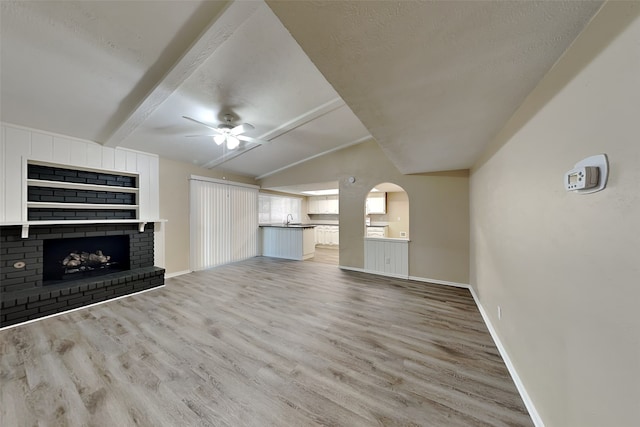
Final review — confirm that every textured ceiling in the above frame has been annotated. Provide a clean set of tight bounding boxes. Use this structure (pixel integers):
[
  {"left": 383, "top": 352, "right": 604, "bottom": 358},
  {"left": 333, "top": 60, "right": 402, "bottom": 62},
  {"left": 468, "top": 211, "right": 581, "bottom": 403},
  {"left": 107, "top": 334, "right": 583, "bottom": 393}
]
[
  {"left": 1, "top": 0, "right": 603, "bottom": 178},
  {"left": 0, "top": 1, "right": 226, "bottom": 142},
  {"left": 267, "top": 0, "right": 604, "bottom": 173}
]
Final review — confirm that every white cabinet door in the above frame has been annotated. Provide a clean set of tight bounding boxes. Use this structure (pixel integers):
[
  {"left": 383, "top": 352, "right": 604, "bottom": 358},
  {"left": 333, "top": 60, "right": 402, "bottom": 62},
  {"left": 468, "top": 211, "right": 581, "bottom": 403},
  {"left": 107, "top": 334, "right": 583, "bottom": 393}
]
[
  {"left": 366, "top": 227, "right": 387, "bottom": 238},
  {"left": 326, "top": 226, "right": 333, "bottom": 245},
  {"left": 308, "top": 197, "right": 320, "bottom": 214},
  {"left": 366, "top": 193, "right": 386, "bottom": 214},
  {"left": 308, "top": 195, "right": 339, "bottom": 214},
  {"left": 318, "top": 197, "right": 329, "bottom": 213},
  {"left": 331, "top": 225, "right": 339, "bottom": 245},
  {"left": 326, "top": 195, "right": 339, "bottom": 214}
]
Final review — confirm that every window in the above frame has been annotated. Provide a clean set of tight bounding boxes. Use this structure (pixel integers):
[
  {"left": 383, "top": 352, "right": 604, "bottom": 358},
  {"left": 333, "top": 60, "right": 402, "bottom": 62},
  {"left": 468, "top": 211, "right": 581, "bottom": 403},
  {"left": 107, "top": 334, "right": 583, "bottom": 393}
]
[{"left": 259, "top": 194, "right": 302, "bottom": 224}]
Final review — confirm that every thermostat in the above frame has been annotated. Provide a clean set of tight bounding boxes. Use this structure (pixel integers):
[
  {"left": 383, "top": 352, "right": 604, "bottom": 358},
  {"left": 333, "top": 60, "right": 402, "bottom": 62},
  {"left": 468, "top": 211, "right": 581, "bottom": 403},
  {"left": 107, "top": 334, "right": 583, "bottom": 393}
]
[
  {"left": 565, "top": 166, "right": 598, "bottom": 191},
  {"left": 564, "top": 154, "right": 608, "bottom": 194}
]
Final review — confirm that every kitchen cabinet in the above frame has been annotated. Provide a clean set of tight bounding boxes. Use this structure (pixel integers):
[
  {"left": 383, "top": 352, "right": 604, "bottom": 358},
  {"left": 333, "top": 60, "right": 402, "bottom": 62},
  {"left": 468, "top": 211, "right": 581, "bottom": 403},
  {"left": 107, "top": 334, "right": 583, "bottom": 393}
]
[
  {"left": 327, "top": 225, "right": 339, "bottom": 245},
  {"left": 366, "top": 226, "right": 387, "bottom": 238},
  {"left": 314, "top": 225, "right": 339, "bottom": 245},
  {"left": 307, "top": 195, "right": 339, "bottom": 214},
  {"left": 366, "top": 193, "right": 386, "bottom": 214},
  {"left": 314, "top": 225, "right": 324, "bottom": 245}
]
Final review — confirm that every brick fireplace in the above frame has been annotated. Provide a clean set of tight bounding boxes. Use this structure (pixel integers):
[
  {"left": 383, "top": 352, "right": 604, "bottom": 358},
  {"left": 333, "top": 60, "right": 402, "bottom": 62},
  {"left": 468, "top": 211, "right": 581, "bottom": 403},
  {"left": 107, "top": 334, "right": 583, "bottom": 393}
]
[
  {"left": 0, "top": 127, "right": 166, "bottom": 328},
  {"left": 0, "top": 223, "right": 164, "bottom": 327}
]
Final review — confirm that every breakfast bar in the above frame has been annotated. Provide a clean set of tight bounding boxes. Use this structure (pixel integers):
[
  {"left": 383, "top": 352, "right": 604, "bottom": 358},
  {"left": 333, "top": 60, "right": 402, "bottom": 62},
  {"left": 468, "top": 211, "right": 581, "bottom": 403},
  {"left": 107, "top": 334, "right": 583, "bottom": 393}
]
[{"left": 259, "top": 224, "right": 316, "bottom": 261}]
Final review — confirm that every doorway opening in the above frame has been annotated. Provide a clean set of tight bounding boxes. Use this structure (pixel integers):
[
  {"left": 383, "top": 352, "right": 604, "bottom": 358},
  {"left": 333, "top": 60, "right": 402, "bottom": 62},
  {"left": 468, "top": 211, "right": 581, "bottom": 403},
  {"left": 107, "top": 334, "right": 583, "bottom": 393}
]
[
  {"left": 300, "top": 182, "right": 339, "bottom": 265},
  {"left": 365, "top": 182, "right": 410, "bottom": 239}
]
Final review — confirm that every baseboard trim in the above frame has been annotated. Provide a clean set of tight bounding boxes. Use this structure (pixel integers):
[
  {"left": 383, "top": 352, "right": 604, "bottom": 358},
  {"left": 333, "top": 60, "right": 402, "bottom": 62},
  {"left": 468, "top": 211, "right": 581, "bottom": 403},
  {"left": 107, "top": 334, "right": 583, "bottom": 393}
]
[
  {"left": 408, "top": 275, "right": 470, "bottom": 289},
  {"left": 0, "top": 284, "right": 166, "bottom": 332},
  {"left": 340, "top": 268, "right": 471, "bottom": 289},
  {"left": 165, "top": 270, "right": 191, "bottom": 279},
  {"left": 339, "top": 266, "right": 409, "bottom": 280},
  {"left": 468, "top": 287, "right": 544, "bottom": 427},
  {"left": 339, "top": 265, "right": 366, "bottom": 273},
  {"left": 339, "top": 265, "right": 541, "bottom": 425}
]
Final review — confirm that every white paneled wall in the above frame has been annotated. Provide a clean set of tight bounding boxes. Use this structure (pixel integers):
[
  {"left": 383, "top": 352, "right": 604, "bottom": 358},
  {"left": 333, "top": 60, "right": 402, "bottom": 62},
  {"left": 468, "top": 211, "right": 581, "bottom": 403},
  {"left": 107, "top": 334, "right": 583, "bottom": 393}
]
[
  {"left": 364, "top": 238, "right": 409, "bottom": 278},
  {"left": 190, "top": 176, "right": 258, "bottom": 271},
  {"left": 261, "top": 227, "right": 303, "bottom": 260},
  {"left": 0, "top": 123, "right": 160, "bottom": 222}
]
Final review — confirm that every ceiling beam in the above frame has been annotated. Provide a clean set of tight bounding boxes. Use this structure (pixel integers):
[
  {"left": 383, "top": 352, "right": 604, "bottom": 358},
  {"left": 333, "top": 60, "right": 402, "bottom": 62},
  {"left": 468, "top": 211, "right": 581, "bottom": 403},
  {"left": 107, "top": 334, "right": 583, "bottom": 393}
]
[
  {"left": 200, "top": 97, "right": 346, "bottom": 169},
  {"left": 104, "top": 0, "right": 260, "bottom": 147},
  {"left": 255, "top": 135, "right": 372, "bottom": 180}
]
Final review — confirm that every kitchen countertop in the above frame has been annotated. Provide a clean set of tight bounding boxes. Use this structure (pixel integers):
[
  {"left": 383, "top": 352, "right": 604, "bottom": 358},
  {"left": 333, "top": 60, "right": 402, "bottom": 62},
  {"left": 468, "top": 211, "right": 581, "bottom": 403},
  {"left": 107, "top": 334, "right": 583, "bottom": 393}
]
[{"left": 259, "top": 224, "right": 316, "bottom": 229}]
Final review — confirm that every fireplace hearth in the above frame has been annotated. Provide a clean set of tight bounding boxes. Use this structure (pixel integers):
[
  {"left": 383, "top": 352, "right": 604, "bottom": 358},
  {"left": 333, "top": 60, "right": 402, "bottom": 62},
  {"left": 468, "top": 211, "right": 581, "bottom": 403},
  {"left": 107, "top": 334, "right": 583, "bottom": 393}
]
[{"left": 0, "top": 223, "right": 164, "bottom": 327}]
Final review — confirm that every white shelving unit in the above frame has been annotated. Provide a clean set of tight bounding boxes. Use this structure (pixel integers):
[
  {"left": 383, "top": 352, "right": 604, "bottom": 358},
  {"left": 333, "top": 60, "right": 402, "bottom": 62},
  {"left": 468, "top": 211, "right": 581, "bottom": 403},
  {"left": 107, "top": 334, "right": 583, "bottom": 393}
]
[
  {"left": 25, "top": 162, "right": 140, "bottom": 221},
  {"left": 27, "top": 179, "right": 139, "bottom": 193},
  {"left": 27, "top": 202, "right": 139, "bottom": 210}
]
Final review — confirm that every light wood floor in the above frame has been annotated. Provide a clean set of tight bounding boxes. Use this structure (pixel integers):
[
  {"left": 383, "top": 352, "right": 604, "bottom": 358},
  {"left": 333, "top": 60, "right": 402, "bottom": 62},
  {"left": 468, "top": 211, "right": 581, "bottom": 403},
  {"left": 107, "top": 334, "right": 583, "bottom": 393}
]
[
  {"left": 308, "top": 245, "right": 340, "bottom": 265},
  {"left": 0, "top": 257, "right": 532, "bottom": 426}
]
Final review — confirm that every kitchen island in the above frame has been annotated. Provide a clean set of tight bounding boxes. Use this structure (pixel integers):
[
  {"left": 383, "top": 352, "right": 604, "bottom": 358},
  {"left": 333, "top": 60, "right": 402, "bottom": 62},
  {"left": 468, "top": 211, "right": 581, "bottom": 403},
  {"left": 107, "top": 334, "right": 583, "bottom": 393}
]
[{"left": 260, "top": 224, "right": 316, "bottom": 260}]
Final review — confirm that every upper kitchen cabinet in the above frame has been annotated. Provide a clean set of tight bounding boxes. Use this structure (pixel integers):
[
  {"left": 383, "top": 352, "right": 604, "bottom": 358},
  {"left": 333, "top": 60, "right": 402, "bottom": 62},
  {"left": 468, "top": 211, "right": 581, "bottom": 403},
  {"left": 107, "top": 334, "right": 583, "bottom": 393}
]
[
  {"left": 307, "top": 195, "right": 339, "bottom": 214},
  {"left": 366, "top": 192, "right": 386, "bottom": 214}
]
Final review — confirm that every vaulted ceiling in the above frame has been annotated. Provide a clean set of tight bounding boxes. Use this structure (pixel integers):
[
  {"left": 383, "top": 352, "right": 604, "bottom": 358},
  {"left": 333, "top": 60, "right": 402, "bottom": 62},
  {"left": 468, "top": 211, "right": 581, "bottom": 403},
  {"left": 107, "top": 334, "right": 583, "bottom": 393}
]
[{"left": 1, "top": 0, "right": 603, "bottom": 178}]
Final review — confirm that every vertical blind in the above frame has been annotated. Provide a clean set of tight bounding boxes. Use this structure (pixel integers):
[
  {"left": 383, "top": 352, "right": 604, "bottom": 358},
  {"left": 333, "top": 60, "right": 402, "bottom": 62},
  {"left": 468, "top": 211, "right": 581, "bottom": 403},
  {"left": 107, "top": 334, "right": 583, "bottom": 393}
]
[{"left": 190, "top": 177, "right": 258, "bottom": 271}]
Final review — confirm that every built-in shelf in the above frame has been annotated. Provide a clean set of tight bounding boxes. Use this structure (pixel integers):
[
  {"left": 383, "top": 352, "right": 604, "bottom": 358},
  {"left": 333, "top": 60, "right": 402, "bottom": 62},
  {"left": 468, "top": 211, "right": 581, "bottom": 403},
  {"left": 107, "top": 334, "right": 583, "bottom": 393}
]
[
  {"left": 27, "top": 179, "right": 139, "bottom": 193},
  {"left": 27, "top": 202, "right": 139, "bottom": 210}
]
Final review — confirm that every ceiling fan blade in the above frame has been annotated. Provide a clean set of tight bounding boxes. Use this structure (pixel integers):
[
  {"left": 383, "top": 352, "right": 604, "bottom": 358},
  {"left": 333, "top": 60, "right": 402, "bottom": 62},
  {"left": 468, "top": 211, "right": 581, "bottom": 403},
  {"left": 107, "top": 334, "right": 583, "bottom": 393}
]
[
  {"left": 230, "top": 123, "right": 254, "bottom": 136},
  {"left": 237, "top": 134, "right": 270, "bottom": 145},
  {"left": 182, "top": 116, "right": 223, "bottom": 133}
]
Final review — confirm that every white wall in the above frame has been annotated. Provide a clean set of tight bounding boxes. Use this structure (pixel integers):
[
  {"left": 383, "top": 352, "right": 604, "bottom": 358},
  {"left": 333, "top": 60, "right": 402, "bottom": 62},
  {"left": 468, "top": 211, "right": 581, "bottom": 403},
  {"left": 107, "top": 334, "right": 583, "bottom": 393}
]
[
  {"left": 470, "top": 3, "right": 640, "bottom": 426},
  {"left": 0, "top": 123, "right": 164, "bottom": 267},
  {"left": 0, "top": 123, "right": 160, "bottom": 222}
]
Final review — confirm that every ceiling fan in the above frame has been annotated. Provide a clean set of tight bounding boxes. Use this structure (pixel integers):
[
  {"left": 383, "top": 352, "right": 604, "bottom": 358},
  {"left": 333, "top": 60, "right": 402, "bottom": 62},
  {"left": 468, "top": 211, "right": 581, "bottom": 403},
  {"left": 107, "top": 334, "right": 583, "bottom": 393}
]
[{"left": 183, "top": 114, "right": 268, "bottom": 150}]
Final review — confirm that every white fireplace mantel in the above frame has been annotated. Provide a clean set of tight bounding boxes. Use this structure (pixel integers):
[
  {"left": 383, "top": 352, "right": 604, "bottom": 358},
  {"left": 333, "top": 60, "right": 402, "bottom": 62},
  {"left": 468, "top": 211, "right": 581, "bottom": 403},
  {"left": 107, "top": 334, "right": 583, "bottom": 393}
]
[{"left": 0, "top": 219, "right": 168, "bottom": 238}]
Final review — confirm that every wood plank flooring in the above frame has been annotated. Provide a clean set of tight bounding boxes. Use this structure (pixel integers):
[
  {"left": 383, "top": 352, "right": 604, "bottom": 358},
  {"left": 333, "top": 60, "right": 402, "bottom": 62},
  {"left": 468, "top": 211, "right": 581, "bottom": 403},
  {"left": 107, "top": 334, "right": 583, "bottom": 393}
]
[
  {"left": 308, "top": 245, "right": 340, "bottom": 265},
  {"left": 0, "top": 257, "right": 532, "bottom": 426}
]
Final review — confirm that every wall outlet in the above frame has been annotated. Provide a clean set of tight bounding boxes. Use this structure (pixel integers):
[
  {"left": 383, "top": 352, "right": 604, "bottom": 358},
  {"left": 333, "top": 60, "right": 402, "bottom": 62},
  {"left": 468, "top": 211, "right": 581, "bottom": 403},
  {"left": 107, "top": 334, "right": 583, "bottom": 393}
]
[
  {"left": 498, "top": 305, "right": 502, "bottom": 320},
  {"left": 385, "top": 257, "right": 391, "bottom": 264},
  {"left": 400, "top": 231, "right": 407, "bottom": 237}
]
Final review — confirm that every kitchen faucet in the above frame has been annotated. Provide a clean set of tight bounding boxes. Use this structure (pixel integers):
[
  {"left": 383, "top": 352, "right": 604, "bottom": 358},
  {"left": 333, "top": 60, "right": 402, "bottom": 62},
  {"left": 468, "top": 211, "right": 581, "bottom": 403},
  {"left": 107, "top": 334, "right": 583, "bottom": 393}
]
[{"left": 286, "top": 213, "right": 294, "bottom": 225}]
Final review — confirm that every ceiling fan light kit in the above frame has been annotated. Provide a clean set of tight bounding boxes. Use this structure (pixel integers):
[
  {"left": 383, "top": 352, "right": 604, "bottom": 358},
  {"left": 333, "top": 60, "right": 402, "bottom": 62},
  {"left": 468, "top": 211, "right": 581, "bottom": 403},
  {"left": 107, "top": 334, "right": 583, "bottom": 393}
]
[
  {"left": 182, "top": 114, "right": 269, "bottom": 151},
  {"left": 226, "top": 135, "right": 240, "bottom": 150}
]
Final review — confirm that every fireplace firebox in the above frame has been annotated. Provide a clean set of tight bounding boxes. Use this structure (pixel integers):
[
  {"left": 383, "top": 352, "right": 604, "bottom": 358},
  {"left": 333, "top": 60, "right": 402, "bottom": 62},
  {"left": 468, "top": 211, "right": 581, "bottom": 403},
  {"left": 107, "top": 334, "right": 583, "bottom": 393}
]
[{"left": 43, "top": 235, "right": 131, "bottom": 285}]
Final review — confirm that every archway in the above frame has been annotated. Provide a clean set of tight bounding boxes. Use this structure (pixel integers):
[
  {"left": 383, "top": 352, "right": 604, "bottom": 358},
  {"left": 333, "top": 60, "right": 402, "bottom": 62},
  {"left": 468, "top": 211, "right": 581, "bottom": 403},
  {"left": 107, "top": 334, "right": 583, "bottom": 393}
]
[
  {"left": 364, "top": 182, "right": 410, "bottom": 239},
  {"left": 364, "top": 182, "right": 410, "bottom": 277}
]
